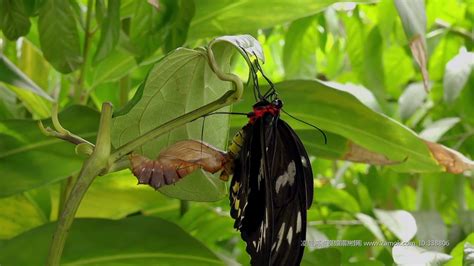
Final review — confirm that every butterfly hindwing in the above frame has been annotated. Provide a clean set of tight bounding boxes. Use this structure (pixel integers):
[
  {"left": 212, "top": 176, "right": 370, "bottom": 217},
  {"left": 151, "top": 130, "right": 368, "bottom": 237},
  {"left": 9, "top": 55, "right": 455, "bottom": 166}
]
[{"left": 267, "top": 118, "right": 313, "bottom": 265}]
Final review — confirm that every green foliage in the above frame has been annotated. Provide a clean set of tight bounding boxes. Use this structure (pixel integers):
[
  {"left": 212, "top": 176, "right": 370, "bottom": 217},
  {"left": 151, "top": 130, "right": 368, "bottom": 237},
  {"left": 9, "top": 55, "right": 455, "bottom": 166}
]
[
  {"left": 0, "top": 216, "right": 223, "bottom": 265},
  {"left": 0, "top": 0, "right": 473, "bottom": 265},
  {"left": 38, "top": 0, "right": 83, "bottom": 73},
  {"left": 0, "top": 106, "right": 99, "bottom": 197}
]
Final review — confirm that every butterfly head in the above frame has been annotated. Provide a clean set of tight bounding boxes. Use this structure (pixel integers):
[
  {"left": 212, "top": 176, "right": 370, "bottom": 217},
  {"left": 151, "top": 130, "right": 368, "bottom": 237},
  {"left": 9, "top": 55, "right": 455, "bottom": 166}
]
[{"left": 247, "top": 98, "right": 283, "bottom": 124}]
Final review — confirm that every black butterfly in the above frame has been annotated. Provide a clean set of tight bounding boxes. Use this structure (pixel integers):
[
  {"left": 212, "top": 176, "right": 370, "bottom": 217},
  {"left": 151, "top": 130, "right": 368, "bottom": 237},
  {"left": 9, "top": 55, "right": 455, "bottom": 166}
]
[{"left": 227, "top": 58, "right": 324, "bottom": 265}]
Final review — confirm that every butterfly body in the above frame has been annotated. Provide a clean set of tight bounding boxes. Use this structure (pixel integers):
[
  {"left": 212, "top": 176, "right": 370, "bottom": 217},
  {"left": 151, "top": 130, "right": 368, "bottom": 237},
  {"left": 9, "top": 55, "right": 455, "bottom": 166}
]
[{"left": 229, "top": 99, "right": 313, "bottom": 266}]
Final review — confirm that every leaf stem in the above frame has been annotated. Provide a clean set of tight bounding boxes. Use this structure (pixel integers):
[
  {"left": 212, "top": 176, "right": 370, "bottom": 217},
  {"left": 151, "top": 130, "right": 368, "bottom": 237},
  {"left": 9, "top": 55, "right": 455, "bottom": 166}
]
[
  {"left": 75, "top": 0, "right": 94, "bottom": 104},
  {"left": 46, "top": 102, "right": 113, "bottom": 266}
]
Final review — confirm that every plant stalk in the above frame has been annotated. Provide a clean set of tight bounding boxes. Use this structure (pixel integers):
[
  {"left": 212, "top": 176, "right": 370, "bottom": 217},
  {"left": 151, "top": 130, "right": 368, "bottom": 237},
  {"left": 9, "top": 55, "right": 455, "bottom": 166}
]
[{"left": 46, "top": 102, "right": 113, "bottom": 266}]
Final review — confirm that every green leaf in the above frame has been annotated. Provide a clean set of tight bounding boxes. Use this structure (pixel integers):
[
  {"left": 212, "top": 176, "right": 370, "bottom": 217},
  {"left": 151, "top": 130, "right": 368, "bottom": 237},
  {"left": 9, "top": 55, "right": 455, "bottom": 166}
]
[
  {"left": 305, "top": 227, "right": 328, "bottom": 251},
  {"left": 188, "top": 0, "right": 373, "bottom": 40},
  {"left": 394, "top": 0, "right": 426, "bottom": 41},
  {"left": 362, "top": 26, "right": 386, "bottom": 101},
  {"left": 383, "top": 45, "right": 415, "bottom": 98},
  {"left": 0, "top": 193, "right": 46, "bottom": 239},
  {"left": 342, "top": 17, "right": 386, "bottom": 103},
  {"left": 0, "top": 106, "right": 99, "bottom": 198},
  {"left": 394, "top": 0, "right": 429, "bottom": 91},
  {"left": 75, "top": 170, "right": 173, "bottom": 219},
  {"left": 355, "top": 213, "right": 386, "bottom": 241},
  {"left": 398, "top": 82, "right": 427, "bottom": 121},
  {"left": 445, "top": 233, "right": 474, "bottom": 266},
  {"left": 376, "top": 0, "right": 397, "bottom": 40},
  {"left": 396, "top": 186, "right": 417, "bottom": 211},
  {"left": 0, "top": 216, "right": 224, "bottom": 265},
  {"left": 91, "top": 48, "right": 137, "bottom": 87},
  {"left": 419, "top": 117, "right": 460, "bottom": 142},
  {"left": 163, "top": 0, "right": 195, "bottom": 53},
  {"left": 0, "top": 85, "right": 20, "bottom": 119},
  {"left": 0, "top": 55, "right": 53, "bottom": 101},
  {"left": 7, "top": 85, "right": 51, "bottom": 118},
  {"left": 443, "top": 48, "right": 474, "bottom": 103},
  {"left": 374, "top": 209, "right": 417, "bottom": 242},
  {"left": 315, "top": 186, "right": 361, "bottom": 214},
  {"left": 233, "top": 80, "right": 441, "bottom": 172},
  {"left": 0, "top": 0, "right": 31, "bottom": 40},
  {"left": 93, "top": 0, "right": 121, "bottom": 64},
  {"left": 392, "top": 246, "right": 452, "bottom": 265},
  {"left": 22, "top": 0, "right": 46, "bottom": 16},
  {"left": 111, "top": 43, "right": 237, "bottom": 201},
  {"left": 321, "top": 81, "right": 381, "bottom": 111},
  {"left": 283, "top": 16, "right": 318, "bottom": 79},
  {"left": 38, "top": 0, "right": 83, "bottom": 73},
  {"left": 129, "top": 0, "right": 194, "bottom": 60}
]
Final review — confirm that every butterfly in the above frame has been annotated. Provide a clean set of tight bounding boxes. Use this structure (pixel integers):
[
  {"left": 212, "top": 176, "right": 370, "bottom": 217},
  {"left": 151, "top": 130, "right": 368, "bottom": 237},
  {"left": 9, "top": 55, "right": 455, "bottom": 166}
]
[{"left": 224, "top": 57, "right": 324, "bottom": 265}]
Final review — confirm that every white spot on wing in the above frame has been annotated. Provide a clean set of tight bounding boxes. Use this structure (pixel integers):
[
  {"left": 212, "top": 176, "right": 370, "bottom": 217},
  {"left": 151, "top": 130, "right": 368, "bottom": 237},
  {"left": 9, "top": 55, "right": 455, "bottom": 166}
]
[
  {"left": 301, "top": 156, "right": 308, "bottom": 168},
  {"left": 287, "top": 226, "right": 293, "bottom": 244},
  {"left": 257, "top": 158, "right": 264, "bottom": 189},
  {"left": 275, "top": 161, "right": 296, "bottom": 193},
  {"left": 276, "top": 222, "right": 286, "bottom": 251},
  {"left": 296, "top": 211, "right": 302, "bottom": 233}
]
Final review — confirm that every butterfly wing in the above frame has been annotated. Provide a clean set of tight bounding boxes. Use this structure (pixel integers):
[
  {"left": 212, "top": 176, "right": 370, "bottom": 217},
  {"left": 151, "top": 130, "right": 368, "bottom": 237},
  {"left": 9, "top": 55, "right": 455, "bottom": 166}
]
[
  {"left": 266, "top": 118, "right": 313, "bottom": 266},
  {"left": 230, "top": 114, "right": 313, "bottom": 266},
  {"left": 230, "top": 120, "right": 274, "bottom": 265}
]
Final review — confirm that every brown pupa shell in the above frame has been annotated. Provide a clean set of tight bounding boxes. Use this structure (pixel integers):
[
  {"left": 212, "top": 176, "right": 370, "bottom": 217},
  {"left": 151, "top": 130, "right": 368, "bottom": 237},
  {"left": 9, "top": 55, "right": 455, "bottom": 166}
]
[{"left": 129, "top": 140, "right": 230, "bottom": 189}]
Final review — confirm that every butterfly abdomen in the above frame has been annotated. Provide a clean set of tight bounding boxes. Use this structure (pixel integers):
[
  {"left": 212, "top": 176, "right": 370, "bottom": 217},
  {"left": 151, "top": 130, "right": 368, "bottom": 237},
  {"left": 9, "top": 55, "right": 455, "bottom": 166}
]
[{"left": 220, "top": 129, "right": 245, "bottom": 181}]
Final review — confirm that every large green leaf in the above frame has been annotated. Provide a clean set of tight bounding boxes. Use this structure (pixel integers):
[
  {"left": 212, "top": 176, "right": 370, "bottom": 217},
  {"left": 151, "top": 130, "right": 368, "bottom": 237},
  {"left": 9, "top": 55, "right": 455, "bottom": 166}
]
[
  {"left": 111, "top": 44, "right": 236, "bottom": 201},
  {"left": 188, "top": 0, "right": 373, "bottom": 40},
  {"left": 0, "top": 0, "right": 31, "bottom": 40},
  {"left": 0, "top": 216, "right": 224, "bottom": 265},
  {"left": 283, "top": 16, "right": 318, "bottom": 79},
  {"left": 38, "top": 0, "right": 83, "bottom": 73},
  {"left": 315, "top": 186, "right": 361, "bottom": 214},
  {"left": 232, "top": 80, "right": 442, "bottom": 172},
  {"left": 0, "top": 106, "right": 99, "bottom": 198},
  {"left": 0, "top": 193, "right": 46, "bottom": 239},
  {"left": 91, "top": 48, "right": 137, "bottom": 87},
  {"left": 75, "top": 170, "right": 175, "bottom": 219}
]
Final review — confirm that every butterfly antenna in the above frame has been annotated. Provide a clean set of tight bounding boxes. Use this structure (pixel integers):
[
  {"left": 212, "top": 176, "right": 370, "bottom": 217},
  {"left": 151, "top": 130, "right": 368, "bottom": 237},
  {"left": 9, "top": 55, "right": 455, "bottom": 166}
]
[
  {"left": 238, "top": 45, "right": 261, "bottom": 101},
  {"left": 249, "top": 59, "right": 263, "bottom": 100},
  {"left": 253, "top": 54, "right": 276, "bottom": 100},
  {"left": 203, "top": 111, "right": 249, "bottom": 117},
  {"left": 282, "top": 109, "right": 328, "bottom": 144},
  {"left": 200, "top": 116, "right": 206, "bottom": 156}
]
